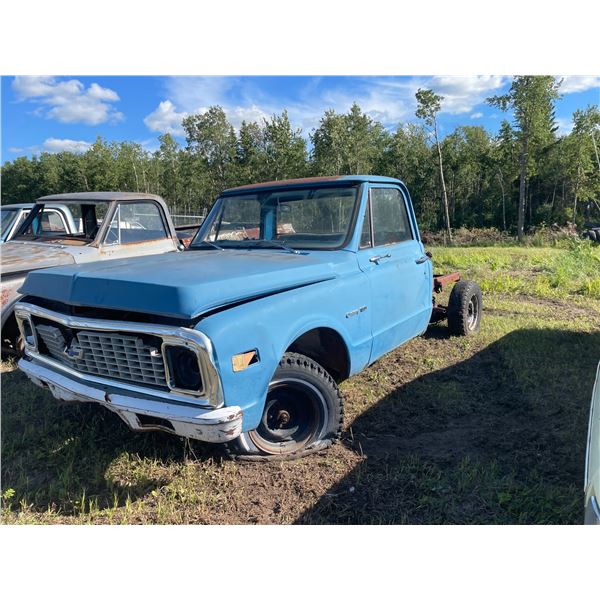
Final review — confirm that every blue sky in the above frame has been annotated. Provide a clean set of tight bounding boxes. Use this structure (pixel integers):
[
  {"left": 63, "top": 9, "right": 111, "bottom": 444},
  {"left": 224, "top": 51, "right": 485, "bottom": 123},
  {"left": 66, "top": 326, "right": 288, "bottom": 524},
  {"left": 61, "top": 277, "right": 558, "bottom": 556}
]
[{"left": 2, "top": 75, "right": 599, "bottom": 163}]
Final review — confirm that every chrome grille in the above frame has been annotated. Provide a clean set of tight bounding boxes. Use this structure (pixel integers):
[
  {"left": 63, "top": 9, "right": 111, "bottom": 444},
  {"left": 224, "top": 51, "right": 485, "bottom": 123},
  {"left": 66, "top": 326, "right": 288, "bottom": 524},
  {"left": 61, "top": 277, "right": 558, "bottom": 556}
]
[{"left": 35, "top": 323, "right": 167, "bottom": 387}]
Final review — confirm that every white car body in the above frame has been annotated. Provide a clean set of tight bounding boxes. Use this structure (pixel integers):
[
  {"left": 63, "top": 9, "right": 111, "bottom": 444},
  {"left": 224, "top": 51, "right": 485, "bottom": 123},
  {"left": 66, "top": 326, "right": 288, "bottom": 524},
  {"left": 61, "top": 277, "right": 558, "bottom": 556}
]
[{"left": 584, "top": 360, "right": 600, "bottom": 524}]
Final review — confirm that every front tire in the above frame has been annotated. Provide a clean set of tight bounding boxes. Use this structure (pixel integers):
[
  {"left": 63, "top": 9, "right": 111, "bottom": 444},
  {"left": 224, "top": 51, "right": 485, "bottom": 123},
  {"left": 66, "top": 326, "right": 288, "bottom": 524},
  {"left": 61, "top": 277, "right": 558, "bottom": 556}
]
[
  {"left": 227, "top": 352, "right": 344, "bottom": 460},
  {"left": 447, "top": 280, "right": 482, "bottom": 336}
]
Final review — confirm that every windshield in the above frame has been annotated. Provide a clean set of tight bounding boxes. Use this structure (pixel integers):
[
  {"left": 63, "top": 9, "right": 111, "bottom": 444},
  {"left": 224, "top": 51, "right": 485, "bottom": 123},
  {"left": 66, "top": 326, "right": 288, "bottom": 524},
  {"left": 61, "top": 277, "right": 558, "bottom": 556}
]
[
  {"left": 1, "top": 208, "right": 21, "bottom": 241},
  {"left": 192, "top": 185, "right": 359, "bottom": 250},
  {"left": 14, "top": 203, "right": 109, "bottom": 245}
]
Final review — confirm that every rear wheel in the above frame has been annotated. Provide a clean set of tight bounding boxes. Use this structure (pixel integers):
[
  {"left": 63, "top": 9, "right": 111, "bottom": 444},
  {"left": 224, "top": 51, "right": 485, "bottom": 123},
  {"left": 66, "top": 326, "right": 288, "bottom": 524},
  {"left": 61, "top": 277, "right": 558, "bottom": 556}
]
[
  {"left": 227, "top": 352, "right": 344, "bottom": 460},
  {"left": 447, "top": 280, "right": 482, "bottom": 336}
]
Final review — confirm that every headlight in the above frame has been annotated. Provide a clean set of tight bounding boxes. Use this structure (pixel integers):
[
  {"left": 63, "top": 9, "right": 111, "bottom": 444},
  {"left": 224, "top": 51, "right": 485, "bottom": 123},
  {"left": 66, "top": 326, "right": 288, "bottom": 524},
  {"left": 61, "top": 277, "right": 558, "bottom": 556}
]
[
  {"left": 163, "top": 345, "right": 203, "bottom": 393},
  {"left": 16, "top": 312, "right": 37, "bottom": 350}
]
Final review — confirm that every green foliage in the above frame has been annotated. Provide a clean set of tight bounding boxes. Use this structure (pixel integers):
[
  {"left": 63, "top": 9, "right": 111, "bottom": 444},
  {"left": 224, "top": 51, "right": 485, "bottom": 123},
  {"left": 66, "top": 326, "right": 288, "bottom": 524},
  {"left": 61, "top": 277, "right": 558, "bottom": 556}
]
[
  {"left": 311, "top": 103, "right": 387, "bottom": 175},
  {"left": 487, "top": 77, "right": 563, "bottom": 239},
  {"left": 415, "top": 88, "right": 443, "bottom": 127}
]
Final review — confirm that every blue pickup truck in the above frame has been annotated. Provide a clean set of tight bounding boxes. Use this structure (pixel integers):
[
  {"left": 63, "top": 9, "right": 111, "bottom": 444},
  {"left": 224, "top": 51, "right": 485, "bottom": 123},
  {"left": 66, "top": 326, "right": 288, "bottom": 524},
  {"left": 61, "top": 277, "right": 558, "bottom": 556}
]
[{"left": 15, "top": 176, "right": 482, "bottom": 458}]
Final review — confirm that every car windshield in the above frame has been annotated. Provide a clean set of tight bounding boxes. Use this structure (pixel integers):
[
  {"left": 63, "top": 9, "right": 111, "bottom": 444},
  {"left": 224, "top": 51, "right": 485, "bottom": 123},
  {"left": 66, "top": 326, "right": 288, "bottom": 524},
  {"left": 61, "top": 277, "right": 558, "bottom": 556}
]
[
  {"left": 14, "top": 202, "right": 109, "bottom": 245},
  {"left": 1, "top": 208, "right": 21, "bottom": 240},
  {"left": 192, "top": 185, "right": 359, "bottom": 250}
]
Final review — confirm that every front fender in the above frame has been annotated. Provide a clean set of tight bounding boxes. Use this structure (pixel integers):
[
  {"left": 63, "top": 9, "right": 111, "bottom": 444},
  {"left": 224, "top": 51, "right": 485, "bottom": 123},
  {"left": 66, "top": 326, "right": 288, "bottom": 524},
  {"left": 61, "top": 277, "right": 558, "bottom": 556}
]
[
  {"left": 1, "top": 275, "right": 26, "bottom": 329},
  {"left": 196, "top": 268, "right": 371, "bottom": 431}
]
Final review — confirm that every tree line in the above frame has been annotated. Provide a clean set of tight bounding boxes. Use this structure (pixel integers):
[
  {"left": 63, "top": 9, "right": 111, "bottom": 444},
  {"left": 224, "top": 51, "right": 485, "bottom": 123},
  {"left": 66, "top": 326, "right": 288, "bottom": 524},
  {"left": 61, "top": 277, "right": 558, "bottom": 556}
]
[{"left": 2, "top": 76, "right": 599, "bottom": 236}]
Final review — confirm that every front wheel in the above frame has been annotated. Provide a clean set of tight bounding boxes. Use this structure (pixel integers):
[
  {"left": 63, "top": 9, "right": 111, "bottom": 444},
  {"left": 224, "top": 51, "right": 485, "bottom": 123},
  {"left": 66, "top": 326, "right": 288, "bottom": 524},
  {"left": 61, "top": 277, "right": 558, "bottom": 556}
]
[
  {"left": 227, "top": 352, "right": 344, "bottom": 460},
  {"left": 447, "top": 280, "right": 482, "bottom": 336}
]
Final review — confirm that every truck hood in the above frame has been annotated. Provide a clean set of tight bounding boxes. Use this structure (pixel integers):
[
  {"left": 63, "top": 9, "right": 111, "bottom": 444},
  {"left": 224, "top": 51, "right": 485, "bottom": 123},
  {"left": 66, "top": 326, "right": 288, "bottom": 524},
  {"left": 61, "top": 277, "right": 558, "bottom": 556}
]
[
  {"left": 19, "top": 249, "right": 339, "bottom": 319},
  {"left": 1, "top": 241, "right": 76, "bottom": 277}
]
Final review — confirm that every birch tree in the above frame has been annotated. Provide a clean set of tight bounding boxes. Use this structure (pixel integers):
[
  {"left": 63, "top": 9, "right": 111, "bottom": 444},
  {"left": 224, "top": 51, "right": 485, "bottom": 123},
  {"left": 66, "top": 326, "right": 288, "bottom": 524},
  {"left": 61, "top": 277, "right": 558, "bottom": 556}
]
[{"left": 415, "top": 88, "right": 452, "bottom": 242}]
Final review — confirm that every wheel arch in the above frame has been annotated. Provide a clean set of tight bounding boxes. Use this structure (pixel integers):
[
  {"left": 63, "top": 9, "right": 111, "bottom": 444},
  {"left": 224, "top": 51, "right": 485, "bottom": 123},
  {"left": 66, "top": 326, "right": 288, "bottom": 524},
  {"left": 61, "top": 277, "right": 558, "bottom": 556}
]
[{"left": 285, "top": 326, "right": 351, "bottom": 383}]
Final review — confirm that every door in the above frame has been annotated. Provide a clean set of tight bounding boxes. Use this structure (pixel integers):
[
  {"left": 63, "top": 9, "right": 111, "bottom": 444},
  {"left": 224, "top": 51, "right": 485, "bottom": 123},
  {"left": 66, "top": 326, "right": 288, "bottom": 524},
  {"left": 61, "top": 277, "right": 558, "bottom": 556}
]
[{"left": 357, "top": 186, "right": 432, "bottom": 362}]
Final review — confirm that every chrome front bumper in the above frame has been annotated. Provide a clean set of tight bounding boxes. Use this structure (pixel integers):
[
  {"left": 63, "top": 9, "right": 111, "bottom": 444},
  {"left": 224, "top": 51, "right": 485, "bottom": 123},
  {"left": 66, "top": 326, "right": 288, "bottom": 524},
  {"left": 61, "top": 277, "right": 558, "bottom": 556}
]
[{"left": 19, "top": 358, "right": 243, "bottom": 444}]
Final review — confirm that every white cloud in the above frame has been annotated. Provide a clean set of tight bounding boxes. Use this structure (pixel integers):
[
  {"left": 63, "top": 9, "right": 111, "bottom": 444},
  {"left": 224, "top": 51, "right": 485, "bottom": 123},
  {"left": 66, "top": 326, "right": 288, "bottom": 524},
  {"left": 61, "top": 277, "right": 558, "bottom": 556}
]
[
  {"left": 471, "top": 112, "right": 483, "bottom": 119},
  {"left": 368, "top": 75, "right": 507, "bottom": 115},
  {"left": 143, "top": 75, "right": 510, "bottom": 138},
  {"left": 11, "top": 76, "right": 123, "bottom": 125},
  {"left": 559, "top": 76, "right": 600, "bottom": 94},
  {"left": 427, "top": 75, "right": 507, "bottom": 113},
  {"left": 143, "top": 100, "right": 188, "bottom": 136},
  {"left": 555, "top": 117, "right": 573, "bottom": 136},
  {"left": 40, "top": 138, "right": 92, "bottom": 153},
  {"left": 87, "top": 82, "right": 120, "bottom": 102},
  {"left": 227, "top": 104, "right": 271, "bottom": 128},
  {"left": 145, "top": 76, "right": 415, "bottom": 137}
]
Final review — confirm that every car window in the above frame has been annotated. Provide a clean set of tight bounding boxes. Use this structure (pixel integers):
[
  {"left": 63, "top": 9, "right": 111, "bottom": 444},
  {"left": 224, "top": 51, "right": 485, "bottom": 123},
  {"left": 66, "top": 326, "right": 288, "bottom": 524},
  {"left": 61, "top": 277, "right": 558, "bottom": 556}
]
[
  {"left": 104, "top": 202, "right": 168, "bottom": 245},
  {"left": 41, "top": 210, "right": 68, "bottom": 233},
  {"left": 1, "top": 209, "right": 22, "bottom": 239},
  {"left": 274, "top": 188, "right": 355, "bottom": 246},
  {"left": 370, "top": 188, "right": 412, "bottom": 246},
  {"left": 208, "top": 195, "right": 261, "bottom": 241},
  {"left": 359, "top": 204, "right": 372, "bottom": 248},
  {"left": 196, "top": 186, "right": 360, "bottom": 250}
]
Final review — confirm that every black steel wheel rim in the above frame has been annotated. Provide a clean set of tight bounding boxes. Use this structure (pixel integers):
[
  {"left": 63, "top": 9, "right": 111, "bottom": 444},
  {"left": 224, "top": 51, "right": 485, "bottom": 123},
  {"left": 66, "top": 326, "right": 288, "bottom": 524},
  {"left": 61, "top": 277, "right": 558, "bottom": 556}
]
[{"left": 249, "top": 378, "right": 326, "bottom": 454}]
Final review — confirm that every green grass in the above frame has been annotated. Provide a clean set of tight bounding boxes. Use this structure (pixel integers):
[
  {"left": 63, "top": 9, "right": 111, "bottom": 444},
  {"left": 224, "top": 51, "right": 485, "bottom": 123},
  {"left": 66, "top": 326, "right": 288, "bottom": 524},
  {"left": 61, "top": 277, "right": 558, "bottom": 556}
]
[
  {"left": 432, "top": 239, "right": 600, "bottom": 300},
  {"left": 2, "top": 244, "right": 600, "bottom": 524}
]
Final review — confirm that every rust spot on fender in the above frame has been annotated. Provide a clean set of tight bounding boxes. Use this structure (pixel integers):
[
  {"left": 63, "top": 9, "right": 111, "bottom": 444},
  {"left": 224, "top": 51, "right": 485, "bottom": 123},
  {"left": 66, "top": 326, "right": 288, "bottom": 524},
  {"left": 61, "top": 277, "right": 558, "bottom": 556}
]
[{"left": 1, "top": 288, "right": 11, "bottom": 307}]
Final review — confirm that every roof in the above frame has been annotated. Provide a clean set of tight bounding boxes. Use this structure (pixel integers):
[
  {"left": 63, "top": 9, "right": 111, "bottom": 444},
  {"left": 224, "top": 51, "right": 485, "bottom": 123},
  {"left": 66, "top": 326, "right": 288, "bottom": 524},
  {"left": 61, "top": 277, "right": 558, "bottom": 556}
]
[
  {"left": 36, "top": 192, "right": 166, "bottom": 203},
  {"left": 1, "top": 203, "right": 35, "bottom": 210},
  {"left": 223, "top": 175, "right": 404, "bottom": 194}
]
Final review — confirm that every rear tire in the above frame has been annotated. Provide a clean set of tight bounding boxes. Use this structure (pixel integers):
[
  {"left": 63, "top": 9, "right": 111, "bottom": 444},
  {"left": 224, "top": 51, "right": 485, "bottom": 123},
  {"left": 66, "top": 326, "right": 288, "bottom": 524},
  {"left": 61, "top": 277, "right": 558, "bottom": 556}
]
[
  {"left": 227, "top": 352, "right": 344, "bottom": 460},
  {"left": 447, "top": 280, "right": 482, "bottom": 336}
]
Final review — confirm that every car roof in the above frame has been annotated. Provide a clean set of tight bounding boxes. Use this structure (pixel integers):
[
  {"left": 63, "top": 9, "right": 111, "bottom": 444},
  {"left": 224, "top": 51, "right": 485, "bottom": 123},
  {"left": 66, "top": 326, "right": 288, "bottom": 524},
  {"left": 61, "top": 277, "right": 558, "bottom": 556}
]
[
  {"left": 222, "top": 175, "right": 404, "bottom": 195},
  {"left": 36, "top": 192, "right": 167, "bottom": 204},
  {"left": 1, "top": 203, "right": 35, "bottom": 210}
]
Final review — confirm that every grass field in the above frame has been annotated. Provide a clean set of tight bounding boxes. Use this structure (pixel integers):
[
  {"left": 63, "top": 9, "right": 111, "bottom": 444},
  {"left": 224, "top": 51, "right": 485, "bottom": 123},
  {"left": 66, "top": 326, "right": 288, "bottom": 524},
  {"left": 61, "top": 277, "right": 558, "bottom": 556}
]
[{"left": 2, "top": 242, "right": 599, "bottom": 524}]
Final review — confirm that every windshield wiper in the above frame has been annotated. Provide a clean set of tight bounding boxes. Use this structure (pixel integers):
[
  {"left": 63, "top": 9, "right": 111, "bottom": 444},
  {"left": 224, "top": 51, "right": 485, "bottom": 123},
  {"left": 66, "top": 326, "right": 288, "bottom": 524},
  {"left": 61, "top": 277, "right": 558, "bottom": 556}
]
[
  {"left": 240, "top": 239, "right": 302, "bottom": 254},
  {"left": 191, "top": 240, "right": 224, "bottom": 251}
]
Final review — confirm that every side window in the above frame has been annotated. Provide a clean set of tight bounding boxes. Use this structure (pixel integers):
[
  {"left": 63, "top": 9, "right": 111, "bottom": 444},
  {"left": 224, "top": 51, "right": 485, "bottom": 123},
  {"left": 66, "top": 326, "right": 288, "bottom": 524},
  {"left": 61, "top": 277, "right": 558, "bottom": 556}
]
[
  {"left": 104, "top": 202, "right": 168, "bottom": 245},
  {"left": 360, "top": 204, "right": 372, "bottom": 248},
  {"left": 370, "top": 188, "right": 413, "bottom": 246}
]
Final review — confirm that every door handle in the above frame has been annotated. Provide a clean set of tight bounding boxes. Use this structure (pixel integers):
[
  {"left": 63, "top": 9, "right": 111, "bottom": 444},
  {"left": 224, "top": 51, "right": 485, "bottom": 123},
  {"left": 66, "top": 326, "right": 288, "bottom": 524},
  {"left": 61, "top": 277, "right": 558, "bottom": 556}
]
[
  {"left": 415, "top": 254, "right": 431, "bottom": 264},
  {"left": 369, "top": 253, "right": 391, "bottom": 264}
]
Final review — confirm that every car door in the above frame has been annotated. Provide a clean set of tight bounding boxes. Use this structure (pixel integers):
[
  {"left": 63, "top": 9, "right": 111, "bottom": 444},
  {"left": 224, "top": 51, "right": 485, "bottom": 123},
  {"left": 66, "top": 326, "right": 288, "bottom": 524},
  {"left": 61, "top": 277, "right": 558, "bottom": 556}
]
[
  {"left": 101, "top": 201, "right": 178, "bottom": 259},
  {"left": 357, "top": 185, "right": 432, "bottom": 362}
]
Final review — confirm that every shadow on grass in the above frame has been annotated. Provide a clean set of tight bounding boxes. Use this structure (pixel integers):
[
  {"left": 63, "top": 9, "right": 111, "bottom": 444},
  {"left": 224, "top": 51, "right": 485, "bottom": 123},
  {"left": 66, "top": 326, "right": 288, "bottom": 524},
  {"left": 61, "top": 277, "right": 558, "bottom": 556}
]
[
  {"left": 0, "top": 368, "right": 224, "bottom": 515},
  {"left": 296, "top": 328, "right": 600, "bottom": 524}
]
